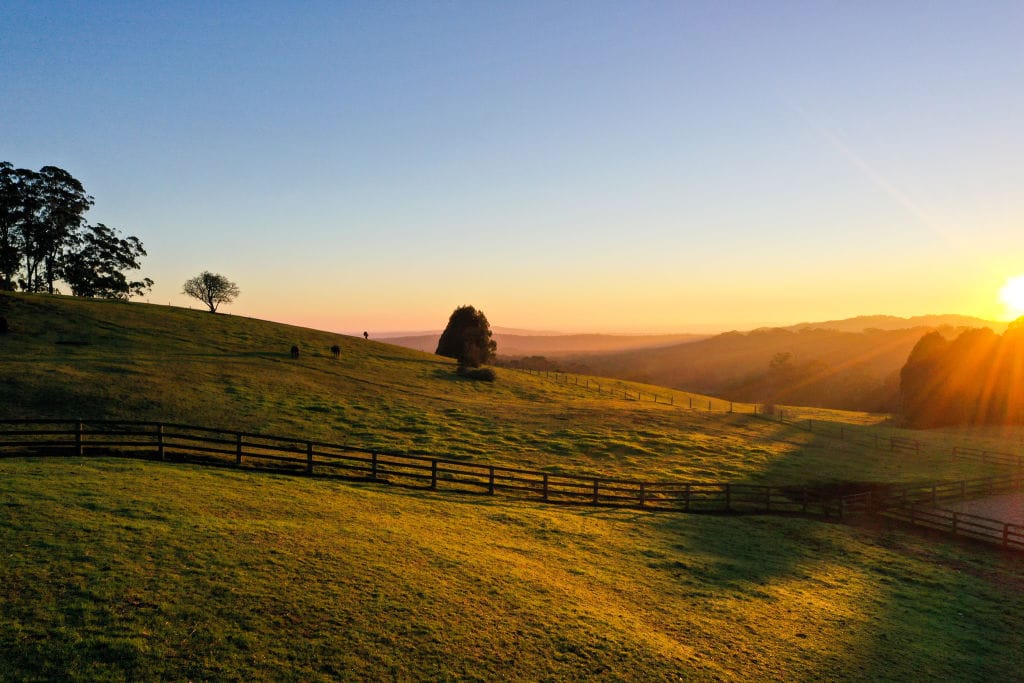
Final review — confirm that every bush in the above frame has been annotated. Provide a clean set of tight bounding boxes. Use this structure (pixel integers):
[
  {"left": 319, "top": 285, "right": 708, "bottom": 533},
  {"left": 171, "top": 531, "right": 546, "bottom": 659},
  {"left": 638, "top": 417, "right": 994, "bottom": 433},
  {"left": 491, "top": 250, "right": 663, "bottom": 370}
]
[{"left": 456, "top": 365, "right": 496, "bottom": 382}]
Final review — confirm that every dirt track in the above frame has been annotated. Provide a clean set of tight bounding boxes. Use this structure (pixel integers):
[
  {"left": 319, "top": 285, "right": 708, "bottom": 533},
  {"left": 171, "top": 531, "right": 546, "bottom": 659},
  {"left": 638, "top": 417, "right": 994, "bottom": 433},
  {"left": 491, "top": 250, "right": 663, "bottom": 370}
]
[{"left": 948, "top": 493, "right": 1024, "bottom": 525}]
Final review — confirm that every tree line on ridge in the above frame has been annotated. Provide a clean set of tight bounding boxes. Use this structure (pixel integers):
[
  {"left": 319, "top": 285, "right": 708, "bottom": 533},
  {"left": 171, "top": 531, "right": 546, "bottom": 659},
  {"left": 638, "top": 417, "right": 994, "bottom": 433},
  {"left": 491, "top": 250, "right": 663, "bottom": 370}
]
[{"left": 0, "top": 161, "right": 151, "bottom": 299}]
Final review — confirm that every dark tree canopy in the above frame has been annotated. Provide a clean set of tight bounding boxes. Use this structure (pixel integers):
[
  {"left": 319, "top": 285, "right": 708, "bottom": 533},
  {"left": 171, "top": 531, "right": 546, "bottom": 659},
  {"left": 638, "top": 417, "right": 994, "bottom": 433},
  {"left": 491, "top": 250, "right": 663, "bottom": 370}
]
[
  {"left": 900, "top": 325, "right": 1024, "bottom": 427},
  {"left": 436, "top": 305, "right": 497, "bottom": 368},
  {"left": 182, "top": 271, "right": 240, "bottom": 313},
  {"left": 0, "top": 160, "right": 151, "bottom": 297},
  {"left": 62, "top": 223, "right": 153, "bottom": 299}
]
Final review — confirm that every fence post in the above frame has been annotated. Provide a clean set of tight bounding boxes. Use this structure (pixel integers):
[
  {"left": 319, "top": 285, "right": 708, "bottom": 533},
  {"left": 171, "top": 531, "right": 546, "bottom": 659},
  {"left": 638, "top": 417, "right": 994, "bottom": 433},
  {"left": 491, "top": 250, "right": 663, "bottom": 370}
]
[
  {"left": 729, "top": 402, "right": 733, "bottom": 413},
  {"left": 592, "top": 479, "right": 599, "bottom": 504},
  {"left": 707, "top": 400, "right": 711, "bottom": 410},
  {"left": 430, "top": 460, "right": 438, "bottom": 489},
  {"left": 639, "top": 482, "right": 646, "bottom": 508},
  {"left": 371, "top": 451, "right": 378, "bottom": 480},
  {"left": 157, "top": 423, "right": 165, "bottom": 461},
  {"left": 542, "top": 473, "right": 549, "bottom": 501},
  {"left": 488, "top": 466, "right": 495, "bottom": 495},
  {"left": 75, "top": 421, "right": 83, "bottom": 457},
  {"left": 689, "top": 397, "right": 692, "bottom": 409},
  {"left": 306, "top": 442, "right": 314, "bottom": 474},
  {"left": 670, "top": 396, "right": 673, "bottom": 406},
  {"left": 236, "top": 433, "right": 243, "bottom": 466}
]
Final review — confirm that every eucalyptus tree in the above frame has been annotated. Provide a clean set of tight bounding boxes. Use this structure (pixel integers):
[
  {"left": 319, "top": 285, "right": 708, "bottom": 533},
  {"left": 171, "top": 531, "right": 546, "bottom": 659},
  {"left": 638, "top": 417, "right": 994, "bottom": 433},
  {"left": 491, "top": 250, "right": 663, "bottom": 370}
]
[{"left": 61, "top": 223, "right": 153, "bottom": 299}]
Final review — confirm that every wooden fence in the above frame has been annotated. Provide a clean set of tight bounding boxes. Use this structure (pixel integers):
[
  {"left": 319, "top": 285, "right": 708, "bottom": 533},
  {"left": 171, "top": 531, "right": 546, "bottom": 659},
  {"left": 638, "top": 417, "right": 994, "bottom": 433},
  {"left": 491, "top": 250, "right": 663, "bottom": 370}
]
[
  {"left": 832, "top": 475, "right": 1023, "bottom": 517},
  {"left": 881, "top": 506, "right": 1024, "bottom": 551},
  {"left": 0, "top": 419, "right": 817, "bottom": 514}
]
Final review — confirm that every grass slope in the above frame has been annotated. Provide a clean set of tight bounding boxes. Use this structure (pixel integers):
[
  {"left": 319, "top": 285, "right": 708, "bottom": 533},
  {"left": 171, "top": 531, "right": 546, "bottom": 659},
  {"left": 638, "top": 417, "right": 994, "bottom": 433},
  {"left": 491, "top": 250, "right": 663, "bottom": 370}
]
[
  {"left": 0, "top": 293, "right": 1016, "bottom": 486},
  {"left": 3, "top": 457, "right": 1024, "bottom": 682}
]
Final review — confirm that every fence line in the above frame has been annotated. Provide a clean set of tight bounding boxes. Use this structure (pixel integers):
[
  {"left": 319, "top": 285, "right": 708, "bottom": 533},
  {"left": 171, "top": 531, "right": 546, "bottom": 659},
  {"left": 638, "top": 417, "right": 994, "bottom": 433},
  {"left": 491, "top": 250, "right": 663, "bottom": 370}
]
[
  {"left": 521, "top": 370, "right": 1024, "bottom": 468},
  {"left": 5, "top": 419, "right": 1024, "bottom": 550},
  {"left": 881, "top": 506, "right": 1024, "bottom": 551},
  {"left": 0, "top": 418, "right": 846, "bottom": 516}
]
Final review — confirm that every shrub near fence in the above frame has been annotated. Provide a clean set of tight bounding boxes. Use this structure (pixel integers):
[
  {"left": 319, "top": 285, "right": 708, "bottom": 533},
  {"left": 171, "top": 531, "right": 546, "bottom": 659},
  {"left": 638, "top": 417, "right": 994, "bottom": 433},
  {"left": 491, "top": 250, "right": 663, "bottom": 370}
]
[{"left": 0, "top": 419, "right": 820, "bottom": 514}]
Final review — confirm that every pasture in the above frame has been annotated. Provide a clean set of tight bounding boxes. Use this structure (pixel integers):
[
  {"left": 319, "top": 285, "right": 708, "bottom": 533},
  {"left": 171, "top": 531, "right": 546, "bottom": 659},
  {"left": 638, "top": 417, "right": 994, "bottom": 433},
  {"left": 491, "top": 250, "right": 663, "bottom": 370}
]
[{"left": 3, "top": 292, "right": 1024, "bottom": 680}]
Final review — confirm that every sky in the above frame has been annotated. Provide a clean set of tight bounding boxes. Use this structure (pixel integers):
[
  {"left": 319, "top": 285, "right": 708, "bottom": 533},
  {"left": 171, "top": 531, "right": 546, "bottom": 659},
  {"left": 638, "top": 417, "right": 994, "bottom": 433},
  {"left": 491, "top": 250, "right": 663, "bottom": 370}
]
[{"left": 2, "top": 2, "right": 1023, "bottom": 334}]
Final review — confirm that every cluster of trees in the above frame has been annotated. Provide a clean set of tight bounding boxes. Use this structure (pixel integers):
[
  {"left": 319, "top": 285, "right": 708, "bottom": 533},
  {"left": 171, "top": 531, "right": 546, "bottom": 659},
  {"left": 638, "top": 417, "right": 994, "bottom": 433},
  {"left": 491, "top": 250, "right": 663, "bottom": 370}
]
[
  {"left": 0, "top": 162, "right": 151, "bottom": 299},
  {"left": 901, "top": 324, "right": 1024, "bottom": 427}
]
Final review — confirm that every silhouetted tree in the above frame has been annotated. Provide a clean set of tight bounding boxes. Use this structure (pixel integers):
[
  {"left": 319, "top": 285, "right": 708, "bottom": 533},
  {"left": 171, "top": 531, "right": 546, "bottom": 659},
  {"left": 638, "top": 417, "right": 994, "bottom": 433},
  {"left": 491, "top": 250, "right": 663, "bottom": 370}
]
[
  {"left": 436, "top": 305, "right": 497, "bottom": 368},
  {"left": 0, "top": 163, "right": 28, "bottom": 291},
  {"left": 61, "top": 223, "right": 153, "bottom": 299},
  {"left": 899, "top": 326, "right": 1024, "bottom": 427},
  {"left": 182, "top": 271, "right": 240, "bottom": 313},
  {"left": 35, "top": 166, "right": 93, "bottom": 294},
  {"left": 0, "top": 161, "right": 150, "bottom": 296}
]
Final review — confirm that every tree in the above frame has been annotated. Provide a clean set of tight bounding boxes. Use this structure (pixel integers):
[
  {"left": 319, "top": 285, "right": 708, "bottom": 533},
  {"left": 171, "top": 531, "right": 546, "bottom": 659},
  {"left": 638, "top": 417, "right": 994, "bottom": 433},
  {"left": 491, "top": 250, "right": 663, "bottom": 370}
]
[
  {"left": 436, "top": 305, "right": 497, "bottom": 368},
  {"left": 61, "top": 223, "right": 153, "bottom": 299},
  {"left": 0, "top": 163, "right": 27, "bottom": 291},
  {"left": 182, "top": 271, "right": 240, "bottom": 312},
  {"left": 34, "top": 166, "right": 93, "bottom": 294}
]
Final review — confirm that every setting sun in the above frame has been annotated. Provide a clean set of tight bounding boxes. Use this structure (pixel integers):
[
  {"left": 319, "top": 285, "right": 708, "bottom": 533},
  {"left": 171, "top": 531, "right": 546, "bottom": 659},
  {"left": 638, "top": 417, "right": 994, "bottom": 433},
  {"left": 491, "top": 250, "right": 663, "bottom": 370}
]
[{"left": 1000, "top": 275, "right": 1024, "bottom": 317}]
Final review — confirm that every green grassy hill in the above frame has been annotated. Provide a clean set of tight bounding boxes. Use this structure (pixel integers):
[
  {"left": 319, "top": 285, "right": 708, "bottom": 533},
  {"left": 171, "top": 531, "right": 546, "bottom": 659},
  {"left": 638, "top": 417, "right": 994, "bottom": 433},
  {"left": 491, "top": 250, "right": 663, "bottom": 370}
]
[
  {"left": 3, "top": 292, "right": 1024, "bottom": 680},
  {"left": 0, "top": 293, "right": 1015, "bottom": 485}
]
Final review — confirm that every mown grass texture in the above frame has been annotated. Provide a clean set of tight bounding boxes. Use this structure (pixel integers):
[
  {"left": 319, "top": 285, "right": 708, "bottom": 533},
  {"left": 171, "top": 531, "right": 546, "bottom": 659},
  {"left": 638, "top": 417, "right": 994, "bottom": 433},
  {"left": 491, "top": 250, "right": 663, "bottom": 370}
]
[{"left": 3, "top": 457, "right": 1024, "bottom": 682}]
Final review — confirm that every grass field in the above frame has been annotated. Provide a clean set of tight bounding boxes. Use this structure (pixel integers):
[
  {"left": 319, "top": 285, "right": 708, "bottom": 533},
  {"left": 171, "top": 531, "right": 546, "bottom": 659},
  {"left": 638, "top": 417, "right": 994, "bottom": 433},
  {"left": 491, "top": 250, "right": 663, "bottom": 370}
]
[
  {"left": 0, "top": 293, "right": 1016, "bottom": 486},
  {"left": 3, "top": 456, "right": 1024, "bottom": 681},
  {"left": 3, "top": 292, "right": 1024, "bottom": 680}
]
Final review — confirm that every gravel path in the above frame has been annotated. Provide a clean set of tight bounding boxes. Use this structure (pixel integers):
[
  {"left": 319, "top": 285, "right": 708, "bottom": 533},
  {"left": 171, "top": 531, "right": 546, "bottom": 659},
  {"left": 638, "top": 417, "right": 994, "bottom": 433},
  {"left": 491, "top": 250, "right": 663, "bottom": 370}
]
[{"left": 947, "top": 492, "right": 1024, "bottom": 525}]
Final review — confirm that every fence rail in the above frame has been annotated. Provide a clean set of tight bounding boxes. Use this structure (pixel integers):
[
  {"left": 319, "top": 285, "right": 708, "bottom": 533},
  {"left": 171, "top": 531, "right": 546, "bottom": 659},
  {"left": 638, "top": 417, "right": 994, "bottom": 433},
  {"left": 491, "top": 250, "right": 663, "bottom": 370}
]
[
  {"left": 4, "top": 419, "right": 1023, "bottom": 544},
  {"left": 0, "top": 418, "right": 830, "bottom": 515},
  {"left": 882, "top": 506, "right": 1024, "bottom": 551}
]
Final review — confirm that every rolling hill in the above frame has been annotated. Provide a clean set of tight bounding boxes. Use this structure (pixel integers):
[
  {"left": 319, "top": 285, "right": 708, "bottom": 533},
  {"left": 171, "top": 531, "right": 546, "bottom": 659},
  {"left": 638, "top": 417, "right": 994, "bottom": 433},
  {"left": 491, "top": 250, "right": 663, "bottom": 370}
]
[
  {"left": 3, "top": 292, "right": 1024, "bottom": 680},
  {"left": 563, "top": 317, "right": 1006, "bottom": 413},
  {"left": 381, "top": 330, "right": 708, "bottom": 357}
]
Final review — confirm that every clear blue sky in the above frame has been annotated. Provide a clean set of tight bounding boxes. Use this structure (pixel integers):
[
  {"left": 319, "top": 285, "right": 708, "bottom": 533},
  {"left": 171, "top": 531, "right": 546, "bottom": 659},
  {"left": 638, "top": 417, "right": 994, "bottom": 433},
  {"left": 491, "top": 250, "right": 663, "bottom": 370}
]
[{"left": 3, "top": 2, "right": 1023, "bottom": 333}]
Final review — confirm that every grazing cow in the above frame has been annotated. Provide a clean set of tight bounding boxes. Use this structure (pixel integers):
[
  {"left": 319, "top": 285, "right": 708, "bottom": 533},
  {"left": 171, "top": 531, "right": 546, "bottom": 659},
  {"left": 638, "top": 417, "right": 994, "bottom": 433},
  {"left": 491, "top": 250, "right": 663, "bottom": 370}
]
[
  {"left": 363, "top": 331, "right": 368, "bottom": 340},
  {"left": 330, "top": 344, "right": 340, "bottom": 359},
  {"left": 290, "top": 345, "right": 300, "bottom": 359}
]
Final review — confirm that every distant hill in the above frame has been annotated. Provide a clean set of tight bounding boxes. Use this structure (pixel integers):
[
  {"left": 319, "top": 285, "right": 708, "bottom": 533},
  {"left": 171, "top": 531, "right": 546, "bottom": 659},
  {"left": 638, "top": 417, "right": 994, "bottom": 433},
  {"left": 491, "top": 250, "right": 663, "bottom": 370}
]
[
  {"left": 566, "top": 315, "right": 1005, "bottom": 412},
  {"left": 381, "top": 332, "right": 708, "bottom": 357},
  {"left": 783, "top": 314, "right": 1006, "bottom": 334}
]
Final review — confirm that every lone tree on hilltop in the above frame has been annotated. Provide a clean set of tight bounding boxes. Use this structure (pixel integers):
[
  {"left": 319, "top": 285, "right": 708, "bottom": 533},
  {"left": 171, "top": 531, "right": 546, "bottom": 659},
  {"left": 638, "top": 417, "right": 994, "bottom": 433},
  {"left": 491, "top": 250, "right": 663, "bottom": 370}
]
[
  {"left": 436, "top": 305, "right": 497, "bottom": 368},
  {"left": 182, "top": 271, "right": 240, "bottom": 313}
]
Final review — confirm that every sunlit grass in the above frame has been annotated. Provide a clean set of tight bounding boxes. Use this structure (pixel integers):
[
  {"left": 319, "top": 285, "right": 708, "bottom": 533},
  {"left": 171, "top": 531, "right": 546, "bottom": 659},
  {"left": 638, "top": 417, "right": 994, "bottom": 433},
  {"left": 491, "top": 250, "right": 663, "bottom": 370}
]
[
  {"left": 2, "top": 457, "right": 1023, "bottom": 681},
  {"left": 0, "top": 293, "right": 1016, "bottom": 487}
]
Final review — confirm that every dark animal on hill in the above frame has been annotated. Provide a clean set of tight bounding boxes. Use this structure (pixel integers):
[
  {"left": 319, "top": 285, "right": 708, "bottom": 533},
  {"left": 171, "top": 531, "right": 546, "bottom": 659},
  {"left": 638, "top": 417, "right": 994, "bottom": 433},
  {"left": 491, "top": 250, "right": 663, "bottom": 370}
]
[
  {"left": 330, "top": 344, "right": 340, "bottom": 358},
  {"left": 290, "top": 345, "right": 300, "bottom": 359}
]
